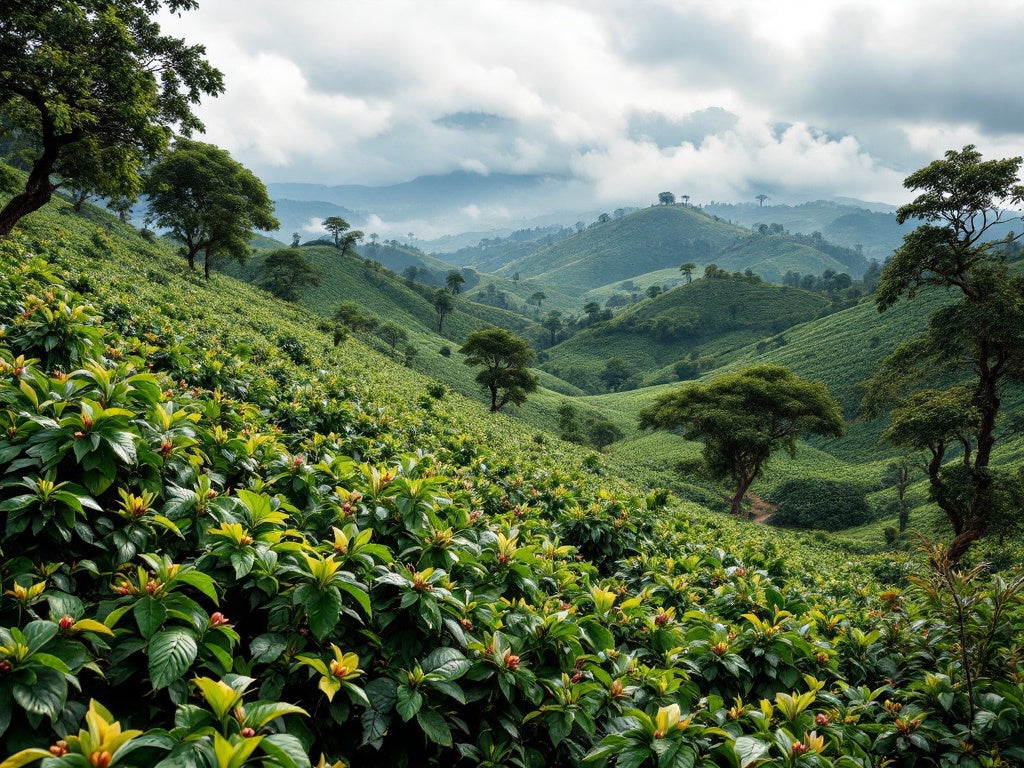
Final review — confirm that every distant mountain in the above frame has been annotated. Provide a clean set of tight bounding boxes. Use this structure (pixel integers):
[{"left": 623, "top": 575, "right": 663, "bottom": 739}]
[
  {"left": 702, "top": 200, "right": 905, "bottom": 260},
  {"left": 267, "top": 171, "right": 595, "bottom": 241},
  {"left": 489, "top": 204, "right": 868, "bottom": 295}
]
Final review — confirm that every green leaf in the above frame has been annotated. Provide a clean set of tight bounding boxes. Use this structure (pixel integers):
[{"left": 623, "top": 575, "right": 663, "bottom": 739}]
[
  {"left": 175, "top": 570, "right": 219, "bottom": 603},
  {"left": 134, "top": 596, "right": 167, "bottom": 639},
  {"left": 243, "top": 702, "right": 309, "bottom": 729},
  {"left": 12, "top": 666, "right": 66, "bottom": 719},
  {"left": 22, "top": 620, "right": 58, "bottom": 653},
  {"left": 396, "top": 685, "right": 423, "bottom": 722},
  {"left": 416, "top": 707, "right": 452, "bottom": 746},
  {"left": 421, "top": 647, "right": 470, "bottom": 679},
  {"left": 149, "top": 628, "right": 199, "bottom": 690},
  {"left": 301, "top": 586, "right": 342, "bottom": 641},
  {"left": 336, "top": 579, "right": 372, "bottom": 617},
  {"left": 260, "top": 733, "right": 311, "bottom": 768},
  {"left": 250, "top": 633, "right": 288, "bottom": 664},
  {"left": 734, "top": 736, "right": 769, "bottom": 768},
  {"left": 0, "top": 748, "right": 52, "bottom": 768}
]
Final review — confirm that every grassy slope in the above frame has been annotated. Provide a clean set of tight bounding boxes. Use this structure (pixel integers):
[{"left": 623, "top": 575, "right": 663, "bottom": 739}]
[
  {"left": 4, "top": 194, "right": 889, "bottom": 568},
  {"left": 21, "top": 194, "right": 1023, "bottom": 559},
  {"left": 494, "top": 205, "right": 748, "bottom": 294},
  {"left": 539, "top": 277, "right": 831, "bottom": 391}
]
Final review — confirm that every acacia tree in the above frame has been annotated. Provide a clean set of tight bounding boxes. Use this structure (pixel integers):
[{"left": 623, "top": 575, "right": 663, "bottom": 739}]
[
  {"left": 323, "top": 217, "right": 350, "bottom": 247},
  {"left": 258, "top": 248, "right": 320, "bottom": 301},
  {"left": 865, "top": 145, "right": 1024, "bottom": 563},
  {"left": 679, "top": 262, "right": 696, "bottom": 284},
  {"left": 639, "top": 364, "right": 844, "bottom": 516},
  {"left": 143, "top": 139, "right": 278, "bottom": 279},
  {"left": 459, "top": 328, "right": 538, "bottom": 412},
  {"left": 0, "top": 0, "right": 223, "bottom": 238}
]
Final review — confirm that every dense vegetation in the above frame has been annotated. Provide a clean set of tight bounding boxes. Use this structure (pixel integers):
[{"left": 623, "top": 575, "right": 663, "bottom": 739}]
[
  {"left": 0, "top": 188, "right": 1022, "bottom": 768},
  {"left": 2, "top": 5, "right": 1023, "bottom": 765}
]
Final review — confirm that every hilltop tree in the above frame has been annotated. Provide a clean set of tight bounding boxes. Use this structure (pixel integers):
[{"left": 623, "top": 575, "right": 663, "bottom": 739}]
[
  {"left": 258, "top": 248, "right": 320, "bottom": 301},
  {"left": 143, "top": 139, "right": 278, "bottom": 279},
  {"left": 460, "top": 328, "right": 538, "bottom": 412},
  {"left": 445, "top": 271, "right": 466, "bottom": 294},
  {"left": 433, "top": 289, "right": 454, "bottom": 333},
  {"left": 658, "top": 191, "right": 676, "bottom": 205},
  {"left": 756, "top": 194, "right": 768, "bottom": 207},
  {"left": 866, "top": 145, "right": 1024, "bottom": 563},
  {"left": 639, "top": 364, "right": 844, "bottom": 516},
  {"left": 679, "top": 262, "right": 696, "bottom": 284},
  {"left": 680, "top": 194, "right": 691, "bottom": 206},
  {"left": 339, "top": 229, "right": 364, "bottom": 258},
  {"left": 0, "top": 0, "right": 224, "bottom": 238},
  {"left": 323, "top": 217, "right": 351, "bottom": 247}
]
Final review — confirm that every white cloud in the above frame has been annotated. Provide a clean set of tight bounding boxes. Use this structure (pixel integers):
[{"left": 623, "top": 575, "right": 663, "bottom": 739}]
[{"left": 160, "top": 0, "right": 1024, "bottom": 222}]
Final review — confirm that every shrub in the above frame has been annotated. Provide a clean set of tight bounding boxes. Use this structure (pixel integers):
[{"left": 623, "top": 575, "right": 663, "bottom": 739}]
[{"left": 767, "top": 477, "right": 872, "bottom": 531}]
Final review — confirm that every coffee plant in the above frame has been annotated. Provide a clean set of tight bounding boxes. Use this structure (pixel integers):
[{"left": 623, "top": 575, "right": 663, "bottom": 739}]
[{"left": 0, "top": 233, "right": 1022, "bottom": 768}]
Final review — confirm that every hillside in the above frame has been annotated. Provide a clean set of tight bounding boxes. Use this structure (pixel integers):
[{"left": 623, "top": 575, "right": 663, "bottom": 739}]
[
  {"left": 538, "top": 276, "right": 831, "bottom": 392},
  {"left": 495, "top": 204, "right": 747, "bottom": 293},
  {"left": 2, "top": 187, "right": 1023, "bottom": 767},
  {"left": 712, "top": 231, "right": 868, "bottom": 281}
]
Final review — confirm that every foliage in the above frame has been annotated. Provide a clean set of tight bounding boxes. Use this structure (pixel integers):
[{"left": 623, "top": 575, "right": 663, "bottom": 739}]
[
  {"left": 0, "top": 0, "right": 224, "bottom": 236},
  {"left": 2, "top": 162, "right": 1024, "bottom": 768},
  {"left": 143, "top": 139, "right": 279, "bottom": 278},
  {"left": 459, "top": 327, "right": 539, "bottom": 411},
  {"left": 768, "top": 478, "right": 873, "bottom": 531},
  {"left": 866, "top": 145, "right": 1024, "bottom": 563},
  {"left": 258, "top": 249, "right": 321, "bottom": 302},
  {"left": 639, "top": 365, "right": 845, "bottom": 515}
]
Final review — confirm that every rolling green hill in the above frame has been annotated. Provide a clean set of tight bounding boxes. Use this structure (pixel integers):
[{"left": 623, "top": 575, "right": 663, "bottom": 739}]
[
  {"left": 538, "top": 275, "right": 831, "bottom": 392},
  {"left": 495, "top": 204, "right": 747, "bottom": 293},
  {"left": 3, "top": 182, "right": 1024, "bottom": 767}
]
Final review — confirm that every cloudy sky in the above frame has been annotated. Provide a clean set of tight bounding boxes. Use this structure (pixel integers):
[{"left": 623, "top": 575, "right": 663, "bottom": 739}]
[{"left": 161, "top": 0, "right": 1024, "bottom": 219}]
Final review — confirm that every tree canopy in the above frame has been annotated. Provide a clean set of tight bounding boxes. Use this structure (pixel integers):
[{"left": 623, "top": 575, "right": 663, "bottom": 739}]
[
  {"left": 459, "top": 328, "right": 539, "bottom": 412},
  {"left": 142, "top": 139, "right": 278, "bottom": 279},
  {"left": 867, "top": 145, "right": 1024, "bottom": 563},
  {"left": 258, "top": 248, "right": 321, "bottom": 302},
  {"left": 639, "top": 364, "right": 844, "bottom": 516},
  {"left": 0, "top": 0, "right": 224, "bottom": 237}
]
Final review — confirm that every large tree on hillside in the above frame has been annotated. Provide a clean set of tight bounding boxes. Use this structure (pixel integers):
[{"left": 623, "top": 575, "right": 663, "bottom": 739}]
[
  {"left": 639, "top": 364, "right": 844, "bottom": 516},
  {"left": 258, "top": 248, "right": 320, "bottom": 301},
  {"left": 460, "top": 328, "right": 539, "bottom": 412},
  {"left": 0, "top": 0, "right": 223, "bottom": 238},
  {"left": 433, "top": 289, "right": 454, "bottom": 333},
  {"left": 143, "top": 139, "right": 278, "bottom": 279},
  {"left": 864, "top": 145, "right": 1024, "bottom": 563}
]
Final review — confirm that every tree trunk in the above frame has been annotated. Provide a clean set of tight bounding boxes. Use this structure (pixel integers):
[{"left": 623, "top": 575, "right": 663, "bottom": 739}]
[
  {"left": 0, "top": 168, "right": 56, "bottom": 238},
  {"left": 204, "top": 250, "right": 211, "bottom": 280},
  {"left": 729, "top": 474, "right": 755, "bottom": 516},
  {"left": 488, "top": 384, "right": 498, "bottom": 412},
  {"left": 0, "top": 110, "right": 68, "bottom": 238}
]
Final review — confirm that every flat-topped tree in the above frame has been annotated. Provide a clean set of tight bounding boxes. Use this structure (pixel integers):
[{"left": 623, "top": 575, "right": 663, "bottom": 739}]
[
  {"left": 639, "top": 364, "right": 844, "bottom": 516},
  {"left": 866, "top": 145, "right": 1024, "bottom": 563},
  {"left": 0, "top": 0, "right": 224, "bottom": 238}
]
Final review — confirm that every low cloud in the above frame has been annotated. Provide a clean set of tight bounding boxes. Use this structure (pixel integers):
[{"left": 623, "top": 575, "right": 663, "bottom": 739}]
[{"left": 161, "top": 0, "right": 1024, "bottom": 225}]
